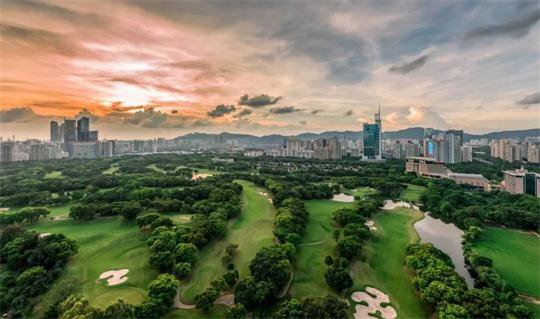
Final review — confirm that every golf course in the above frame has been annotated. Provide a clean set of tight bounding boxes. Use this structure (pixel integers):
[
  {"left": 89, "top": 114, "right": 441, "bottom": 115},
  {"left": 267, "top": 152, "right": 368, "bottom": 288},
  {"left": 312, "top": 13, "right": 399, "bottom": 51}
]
[
  {"left": 30, "top": 217, "right": 157, "bottom": 316},
  {"left": 179, "top": 180, "right": 276, "bottom": 303},
  {"left": 351, "top": 207, "right": 428, "bottom": 318},
  {"left": 290, "top": 199, "right": 354, "bottom": 298},
  {"left": 473, "top": 227, "right": 540, "bottom": 297},
  {"left": 400, "top": 183, "right": 426, "bottom": 203}
]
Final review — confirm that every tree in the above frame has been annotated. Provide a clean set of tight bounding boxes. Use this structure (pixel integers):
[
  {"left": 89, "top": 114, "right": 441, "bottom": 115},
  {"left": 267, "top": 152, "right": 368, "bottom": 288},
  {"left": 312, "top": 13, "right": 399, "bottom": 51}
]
[
  {"left": 59, "top": 295, "right": 102, "bottom": 319},
  {"left": 321, "top": 294, "right": 348, "bottom": 319},
  {"left": 223, "top": 268, "right": 239, "bottom": 288},
  {"left": 273, "top": 299, "right": 303, "bottom": 319},
  {"left": 175, "top": 243, "right": 199, "bottom": 264},
  {"left": 173, "top": 262, "right": 192, "bottom": 280},
  {"left": 150, "top": 251, "right": 175, "bottom": 273},
  {"left": 148, "top": 274, "right": 179, "bottom": 307},
  {"left": 16, "top": 266, "right": 48, "bottom": 297},
  {"left": 194, "top": 288, "right": 220, "bottom": 312},
  {"left": 119, "top": 203, "right": 142, "bottom": 220},
  {"left": 234, "top": 277, "right": 273, "bottom": 310},
  {"left": 332, "top": 207, "right": 364, "bottom": 226},
  {"left": 342, "top": 223, "right": 371, "bottom": 240},
  {"left": 103, "top": 298, "right": 135, "bottom": 318},
  {"left": 69, "top": 204, "right": 96, "bottom": 220},
  {"left": 336, "top": 236, "right": 362, "bottom": 260},
  {"left": 136, "top": 213, "right": 161, "bottom": 229},
  {"left": 225, "top": 303, "right": 247, "bottom": 319},
  {"left": 324, "top": 267, "right": 353, "bottom": 292},
  {"left": 438, "top": 303, "right": 470, "bottom": 319},
  {"left": 325, "top": 256, "right": 334, "bottom": 266},
  {"left": 249, "top": 245, "right": 291, "bottom": 291}
]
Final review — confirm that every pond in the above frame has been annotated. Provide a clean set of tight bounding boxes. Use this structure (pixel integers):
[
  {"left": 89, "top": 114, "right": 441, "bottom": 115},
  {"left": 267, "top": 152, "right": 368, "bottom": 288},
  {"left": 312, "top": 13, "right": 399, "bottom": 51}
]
[
  {"left": 332, "top": 193, "right": 354, "bottom": 202},
  {"left": 414, "top": 214, "right": 474, "bottom": 288}
]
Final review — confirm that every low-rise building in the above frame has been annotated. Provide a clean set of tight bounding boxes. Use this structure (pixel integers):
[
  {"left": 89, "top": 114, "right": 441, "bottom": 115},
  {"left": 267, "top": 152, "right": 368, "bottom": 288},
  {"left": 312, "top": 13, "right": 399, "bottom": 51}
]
[
  {"left": 502, "top": 168, "right": 540, "bottom": 197},
  {"left": 405, "top": 157, "right": 450, "bottom": 178},
  {"left": 446, "top": 172, "right": 490, "bottom": 191}
]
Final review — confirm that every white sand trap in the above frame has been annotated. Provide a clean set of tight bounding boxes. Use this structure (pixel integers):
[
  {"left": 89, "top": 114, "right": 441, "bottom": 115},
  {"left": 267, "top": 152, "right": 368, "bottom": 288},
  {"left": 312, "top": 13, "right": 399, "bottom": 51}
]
[
  {"left": 39, "top": 233, "right": 51, "bottom": 238},
  {"left": 365, "top": 220, "right": 377, "bottom": 231},
  {"left": 257, "top": 191, "right": 268, "bottom": 197},
  {"left": 351, "top": 287, "right": 397, "bottom": 319},
  {"left": 382, "top": 200, "right": 413, "bottom": 210},
  {"left": 99, "top": 269, "right": 129, "bottom": 286},
  {"left": 191, "top": 173, "right": 211, "bottom": 180},
  {"left": 332, "top": 193, "right": 354, "bottom": 202}
]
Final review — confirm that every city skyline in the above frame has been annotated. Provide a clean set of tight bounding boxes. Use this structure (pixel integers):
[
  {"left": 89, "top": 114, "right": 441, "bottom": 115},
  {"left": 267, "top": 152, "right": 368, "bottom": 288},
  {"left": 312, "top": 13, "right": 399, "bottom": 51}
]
[{"left": 1, "top": 0, "right": 540, "bottom": 140}]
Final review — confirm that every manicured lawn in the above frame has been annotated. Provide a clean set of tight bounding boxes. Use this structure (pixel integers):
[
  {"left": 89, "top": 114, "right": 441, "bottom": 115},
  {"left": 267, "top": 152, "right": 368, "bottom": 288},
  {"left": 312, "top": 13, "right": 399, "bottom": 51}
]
[
  {"left": 179, "top": 180, "right": 276, "bottom": 303},
  {"left": 30, "top": 217, "right": 157, "bottom": 316},
  {"left": 474, "top": 227, "right": 540, "bottom": 297},
  {"left": 345, "top": 187, "right": 377, "bottom": 199},
  {"left": 44, "top": 171, "right": 63, "bottom": 179},
  {"left": 290, "top": 199, "right": 353, "bottom": 298},
  {"left": 102, "top": 164, "right": 119, "bottom": 175},
  {"left": 351, "top": 208, "right": 428, "bottom": 319},
  {"left": 146, "top": 164, "right": 166, "bottom": 174},
  {"left": 400, "top": 183, "right": 426, "bottom": 203}
]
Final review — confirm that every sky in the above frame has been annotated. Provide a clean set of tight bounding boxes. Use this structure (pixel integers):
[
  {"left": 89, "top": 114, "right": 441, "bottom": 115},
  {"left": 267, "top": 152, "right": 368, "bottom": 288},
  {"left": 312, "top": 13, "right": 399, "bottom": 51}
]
[{"left": 0, "top": 0, "right": 539, "bottom": 140}]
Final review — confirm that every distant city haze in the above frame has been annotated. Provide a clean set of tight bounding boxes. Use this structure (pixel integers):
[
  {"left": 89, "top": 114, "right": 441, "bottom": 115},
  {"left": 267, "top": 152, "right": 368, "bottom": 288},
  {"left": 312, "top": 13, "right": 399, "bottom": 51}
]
[{"left": 1, "top": 0, "right": 539, "bottom": 139}]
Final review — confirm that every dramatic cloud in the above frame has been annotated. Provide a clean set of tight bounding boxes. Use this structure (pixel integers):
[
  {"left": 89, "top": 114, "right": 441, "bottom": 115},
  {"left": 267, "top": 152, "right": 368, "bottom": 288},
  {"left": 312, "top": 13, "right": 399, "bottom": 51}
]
[
  {"left": 268, "top": 106, "right": 302, "bottom": 114},
  {"left": 124, "top": 108, "right": 208, "bottom": 129},
  {"left": 0, "top": 107, "right": 37, "bottom": 123},
  {"left": 465, "top": 9, "right": 540, "bottom": 39},
  {"left": 233, "top": 109, "right": 252, "bottom": 118},
  {"left": 385, "top": 106, "right": 448, "bottom": 128},
  {"left": 207, "top": 104, "right": 236, "bottom": 117},
  {"left": 0, "top": 24, "right": 80, "bottom": 56},
  {"left": 516, "top": 91, "right": 540, "bottom": 108},
  {"left": 238, "top": 94, "right": 281, "bottom": 108},
  {"left": 344, "top": 109, "right": 354, "bottom": 116},
  {"left": 389, "top": 55, "right": 429, "bottom": 74}
]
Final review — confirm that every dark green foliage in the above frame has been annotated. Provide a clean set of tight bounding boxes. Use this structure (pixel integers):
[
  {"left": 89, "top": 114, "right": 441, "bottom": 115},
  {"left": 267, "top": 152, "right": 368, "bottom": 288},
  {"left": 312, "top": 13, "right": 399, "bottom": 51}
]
[
  {"left": 248, "top": 245, "right": 292, "bottom": 292},
  {"left": 103, "top": 298, "right": 135, "bottom": 319},
  {"left": 234, "top": 276, "right": 273, "bottom": 310},
  {"left": 324, "top": 267, "right": 353, "bottom": 292},
  {"left": 225, "top": 303, "right": 247, "bottom": 319},
  {"left": 0, "top": 207, "right": 50, "bottom": 225},
  {"left": 273, "top": 294, "right": 348, "bottom": 319},
  {"left": 336, "top": 236, "right": 362, "bottom": 260},
  {"left": 173, "top": 262, "right": 191, "bottom": 280}
]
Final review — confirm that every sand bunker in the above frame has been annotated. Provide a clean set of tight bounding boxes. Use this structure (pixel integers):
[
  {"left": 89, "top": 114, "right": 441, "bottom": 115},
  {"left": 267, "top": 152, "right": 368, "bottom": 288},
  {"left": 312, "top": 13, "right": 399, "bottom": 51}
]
[
  {"left": 191, "top": 173, "right": 211, "bottom": 180},
  {"left": 257, "top": 191, "right": 273, "bottom": 203},
  {"left": 99, "top": 269, "right": 129, "bottom": 286},
  {"left": 365, "top": 220, "right": 377, "bottom": 231},
  {"left": 332, "top": 193, "right": 354, "bottom": 202},
  {"left": 351, "top": 287, "right": 397, "bottom": 319},
  {"left": 39, "top": 233, "right": 51, "bottom": 238},
  {"left": 383, "top": 200, "right": 413, "bottom": 210}
]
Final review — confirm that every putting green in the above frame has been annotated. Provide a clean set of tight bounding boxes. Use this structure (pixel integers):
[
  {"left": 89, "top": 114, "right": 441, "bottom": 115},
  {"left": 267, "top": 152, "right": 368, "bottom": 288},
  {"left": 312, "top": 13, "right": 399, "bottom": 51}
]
[
  {"left": 290, "top": 199, "right": 353, "bottom": 298},
  {"left": 351, "top": 208, "right": 427, "bottom": 318},
  {"left": 30, "top": 217, "right": 157, "bottom": 316},
  {"left": 179, "top": 180, "right": 276, "bottom": 303},
  {"left": 400, "top": 184, "right": 426, "bottom": 203},
  {"left": 474, "top": 227, "right": 540, "bottom": 297}
]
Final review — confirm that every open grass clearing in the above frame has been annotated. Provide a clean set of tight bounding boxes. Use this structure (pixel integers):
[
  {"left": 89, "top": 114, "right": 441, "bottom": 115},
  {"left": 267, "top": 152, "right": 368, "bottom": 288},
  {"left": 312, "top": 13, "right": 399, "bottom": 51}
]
[
  {"left": 179, "top": 180, "right": 276, "bottom": 303},
  {"left": 351, "top": 207, "right": 428, "bottom": 319},
  {"left": 474, "top": 227, "right": 540, "bottom": 297},
  {"left": 400, "top": 184, "right": 426, "bottom": 203},
  {"left": 102, "top": 164, "right": 119, "bottom": 175},
  {"left": 30, "top": 217, "right": 157, "bottom": 316},
  {"left": 44, "top": 171, "right": 63, "bottom": 179},
  {"left": 290, "top": 199, "right": 353, "bottom": 298}
]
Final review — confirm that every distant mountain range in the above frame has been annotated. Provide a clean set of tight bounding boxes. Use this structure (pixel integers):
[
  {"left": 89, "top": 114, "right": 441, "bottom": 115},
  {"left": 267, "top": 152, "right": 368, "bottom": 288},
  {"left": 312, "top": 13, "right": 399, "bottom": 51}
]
[{"left": 175, "top": 128, "right": 540, "bottom": 145}]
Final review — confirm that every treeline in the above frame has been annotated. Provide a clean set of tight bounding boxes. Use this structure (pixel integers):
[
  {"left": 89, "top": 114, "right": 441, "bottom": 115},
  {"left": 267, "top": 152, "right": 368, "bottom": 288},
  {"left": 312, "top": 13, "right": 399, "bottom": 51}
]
[
  {"left": 405, "top": 243, "right": 531, "bottom": 318},
  {"left": 0, "top": 227, "right": 78, "bottom": 316},
  {"left": 420, "top": 179, "right": 540, "bottom": 230},
  {"left": 0, "top": 207, "right": 50, "bottom": 225},
  {"left": 323, "top": 198, "right": 381, "bottom": 293}
]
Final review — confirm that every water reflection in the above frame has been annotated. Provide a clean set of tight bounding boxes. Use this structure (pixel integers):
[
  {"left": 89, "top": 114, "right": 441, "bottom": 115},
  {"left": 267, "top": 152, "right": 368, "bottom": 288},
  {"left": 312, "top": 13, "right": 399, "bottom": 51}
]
[{"left": 414, "top": 214, "right": 474, "bottom": 288}]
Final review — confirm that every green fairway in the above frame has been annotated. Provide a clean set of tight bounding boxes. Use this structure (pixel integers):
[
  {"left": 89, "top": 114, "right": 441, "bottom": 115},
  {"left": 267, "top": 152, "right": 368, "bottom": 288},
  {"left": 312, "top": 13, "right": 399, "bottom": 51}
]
[
  {"left": 290, "top": 199, "right": 353, "bottom": 298},
  {"left": 345, "top": 187, "right": 377, "bottom": 199},
  {"left": 30, "top": 217, "right": 157, "bottom": 316},
  {"left": 102, "top": 164, "right": 119, "bottom": 175},
  {"left": 474, "top": 227, "right": 540, "bottom": 297},
  {"left": 180, "top": 180, "right": 276, "bottom": 303},
  {"left": 400, "top": 183, "right": 426, "bottom": 203},
  {"left": 351, "top": 208, "right": 427, "bottom": 319},
  {"left": 44, "top": 171, "right": 63, "bottom": 179}
]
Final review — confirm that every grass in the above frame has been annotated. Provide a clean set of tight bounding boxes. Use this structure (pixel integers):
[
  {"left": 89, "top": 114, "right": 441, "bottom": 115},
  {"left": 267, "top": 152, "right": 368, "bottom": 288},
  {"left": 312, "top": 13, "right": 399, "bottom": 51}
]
[
  {"left": 351, "top": 208, "right": 428, "bottom": 318},
  {"left": 146, "top": 164, "right": 166, "bottom": 174},
  {"left": 44, "top": 171, "right": 63, "bottom": 179},
  {"left": 400, "top": 184, "right": 426, "bottom": 203},
  {"left": 179, "top": 180, "right": 276, "bottom": 303},
  {"left": 8, "top": 204, "right": 71, "bottom": 219},
  {"left": 526, "top": 302, "right": 540, "bottom": 318},
  {"left": 344, "top": 187, "right": 377, "bottom": 199},
  {"left": 290, "top": 199, "right": 353, "bottom": 298},
  {"left": 102, "top": 164, "right": 119, "bottom": 175},
  {"left": 474, "top": 227, "right": 540, "bottom": 297},
  {"left": 30, "top": 217, "right": 157, "bottom": 316}
]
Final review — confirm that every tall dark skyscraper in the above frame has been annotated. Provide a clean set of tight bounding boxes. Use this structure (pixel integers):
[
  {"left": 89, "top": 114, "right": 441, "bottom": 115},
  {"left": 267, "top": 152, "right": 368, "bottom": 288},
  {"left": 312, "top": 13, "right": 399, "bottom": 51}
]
[
  {"left": 50, "top": 121, "right": 60, "bottom": 142},
  {"left": 363, "top": 105, "right": 382, "bottom": 160},
  {"left": 77, "top": 117, "right": 90, "bottom": 141},
  {"left": 63, "top": 119, "right": 77, "bottom": 142}
]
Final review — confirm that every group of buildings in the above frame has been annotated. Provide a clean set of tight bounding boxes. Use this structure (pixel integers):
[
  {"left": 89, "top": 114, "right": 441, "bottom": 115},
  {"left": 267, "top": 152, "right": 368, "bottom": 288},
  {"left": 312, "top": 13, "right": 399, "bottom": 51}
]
[
  {"left": 405, "top": 156, "right": 540, "bottom": 197},
  {"left": 490, "top": 138, "right": 540, "bottom": 163}
]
